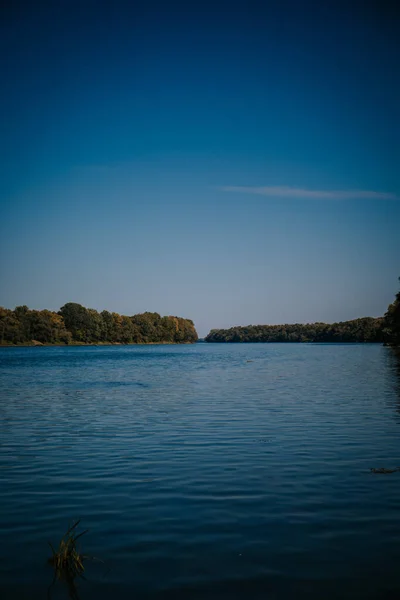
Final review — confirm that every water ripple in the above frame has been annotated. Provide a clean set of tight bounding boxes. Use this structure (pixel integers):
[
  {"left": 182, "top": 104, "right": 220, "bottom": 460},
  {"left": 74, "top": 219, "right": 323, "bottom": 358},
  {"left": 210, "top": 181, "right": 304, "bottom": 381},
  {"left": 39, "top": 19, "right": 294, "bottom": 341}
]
[{"left": 0, "top": 344, "right": 400, "bottom": 599}]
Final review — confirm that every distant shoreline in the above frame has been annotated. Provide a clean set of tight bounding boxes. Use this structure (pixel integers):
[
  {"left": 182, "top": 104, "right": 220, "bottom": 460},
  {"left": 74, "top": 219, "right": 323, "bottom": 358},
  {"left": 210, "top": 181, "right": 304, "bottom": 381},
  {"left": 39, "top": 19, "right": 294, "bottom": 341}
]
[
  {"left": 0, "top": 341, "right": 196, "bottom": 348},
  {"left": 205, "top": 317, "right": 384, "bottom": 344},
  {"left": 0, "top": 303, "right": 198, "bottom": 346}
]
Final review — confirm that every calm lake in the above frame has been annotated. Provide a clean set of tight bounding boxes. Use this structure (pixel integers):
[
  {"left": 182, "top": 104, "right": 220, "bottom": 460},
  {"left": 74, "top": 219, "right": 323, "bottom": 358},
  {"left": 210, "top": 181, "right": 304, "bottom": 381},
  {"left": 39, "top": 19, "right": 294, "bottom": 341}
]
[{"left": 1, "top": 343, "right": 400, "bottom": 599}]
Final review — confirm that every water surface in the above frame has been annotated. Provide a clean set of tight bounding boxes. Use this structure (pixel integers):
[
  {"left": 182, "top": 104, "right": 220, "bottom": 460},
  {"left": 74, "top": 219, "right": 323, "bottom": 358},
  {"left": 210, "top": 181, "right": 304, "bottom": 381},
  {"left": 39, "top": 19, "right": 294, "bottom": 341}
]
[{"left": 1, "top": 343, "right": 400, "bottom": 599}]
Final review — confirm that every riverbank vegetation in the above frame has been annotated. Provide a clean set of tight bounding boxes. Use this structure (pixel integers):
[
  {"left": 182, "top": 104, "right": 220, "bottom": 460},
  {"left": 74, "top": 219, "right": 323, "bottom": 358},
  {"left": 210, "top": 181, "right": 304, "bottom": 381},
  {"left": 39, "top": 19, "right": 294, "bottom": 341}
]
[
  {"left": 0, "top": 303, "right": 198, "bottom": 345},
  {"left": 205, "top": 317, "right": 384, "bottom": 343},
  {"left": 383, "top": 277, "right": 400, "bottom": 347}
]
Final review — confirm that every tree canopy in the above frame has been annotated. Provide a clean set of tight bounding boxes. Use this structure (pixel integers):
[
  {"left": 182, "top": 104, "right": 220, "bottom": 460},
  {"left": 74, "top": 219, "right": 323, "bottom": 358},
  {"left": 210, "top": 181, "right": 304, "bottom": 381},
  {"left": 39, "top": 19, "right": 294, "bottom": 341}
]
[
  {"left": 383, "top": 277, "right": 400, "bottom": 346},
  {"left": 205, "top": 317, "right": 384, "bottom": 343},
  {"left": 0, "top": 303, "right": 198, "bottom": 345}
]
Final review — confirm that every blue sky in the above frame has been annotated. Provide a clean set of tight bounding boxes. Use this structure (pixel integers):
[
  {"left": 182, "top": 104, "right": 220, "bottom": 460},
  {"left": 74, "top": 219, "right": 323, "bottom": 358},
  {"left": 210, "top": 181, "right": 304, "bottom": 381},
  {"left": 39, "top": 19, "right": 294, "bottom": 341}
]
[{"left": 1, "top": 1, "right": 399, "bottom": 336}]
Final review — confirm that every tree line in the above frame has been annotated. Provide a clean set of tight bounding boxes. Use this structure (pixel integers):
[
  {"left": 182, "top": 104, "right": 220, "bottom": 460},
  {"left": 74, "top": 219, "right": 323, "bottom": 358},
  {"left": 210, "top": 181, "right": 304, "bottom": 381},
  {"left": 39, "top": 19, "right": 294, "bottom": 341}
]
[
  {"left": 0, "top": 303, "right": 198, "bottom": 345},
  {"left": 383, "top": 277, "right": 400, "bottom": 346},
  {"left": 205, "top": 277, "right": 400, "bottom": 345},
  {"left": 205, "top": 317, "right": 384, "bottom": 343}
]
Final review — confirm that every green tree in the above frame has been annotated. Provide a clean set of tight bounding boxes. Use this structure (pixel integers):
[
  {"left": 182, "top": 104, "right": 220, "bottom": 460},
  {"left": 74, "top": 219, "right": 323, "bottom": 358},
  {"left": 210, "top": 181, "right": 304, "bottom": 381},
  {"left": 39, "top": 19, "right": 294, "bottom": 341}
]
[
  {"left": 59, "top": 303, "right": 91, "bottom": 342},
  {"left": 384, "top": 278, "right": 400, "bottom": 346}
]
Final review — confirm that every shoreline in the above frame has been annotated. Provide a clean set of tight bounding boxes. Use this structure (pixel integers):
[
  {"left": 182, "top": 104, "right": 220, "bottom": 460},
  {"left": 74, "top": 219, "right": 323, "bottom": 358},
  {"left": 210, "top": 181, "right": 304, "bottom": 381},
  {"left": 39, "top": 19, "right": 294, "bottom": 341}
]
[{"left": 0, "top": 341, "right": 196, "bottom": 348}]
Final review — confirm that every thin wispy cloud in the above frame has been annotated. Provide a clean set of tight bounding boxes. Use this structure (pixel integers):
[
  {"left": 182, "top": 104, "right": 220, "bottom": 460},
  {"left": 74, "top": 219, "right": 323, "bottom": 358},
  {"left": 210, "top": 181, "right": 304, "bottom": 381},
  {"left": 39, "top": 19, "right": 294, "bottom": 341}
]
[{"left": 219, "top": 186, "right": 398, "bottom": 200}]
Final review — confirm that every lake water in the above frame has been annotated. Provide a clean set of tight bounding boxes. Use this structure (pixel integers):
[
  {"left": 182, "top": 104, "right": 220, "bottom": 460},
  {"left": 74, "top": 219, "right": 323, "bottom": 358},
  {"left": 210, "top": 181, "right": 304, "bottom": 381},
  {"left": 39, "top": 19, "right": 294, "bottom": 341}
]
[{"left": 1, "top": 343, "right": 400, "bottom": 599}]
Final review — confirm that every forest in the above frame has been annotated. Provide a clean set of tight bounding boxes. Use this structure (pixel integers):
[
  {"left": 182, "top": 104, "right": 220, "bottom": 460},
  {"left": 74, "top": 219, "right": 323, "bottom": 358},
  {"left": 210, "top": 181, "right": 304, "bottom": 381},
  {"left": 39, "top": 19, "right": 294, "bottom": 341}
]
[
  {"left": 205, "top": 279, "right": 400, "bottom": 344},
  {"left": 0, "top": 303, "right": 198, "bottom": 345},
  {"left": 205, "top": 317, "right": 384, "bottom": 343},
  {"left": 383, "top": 277, "right": 400, "bottom": 346}
]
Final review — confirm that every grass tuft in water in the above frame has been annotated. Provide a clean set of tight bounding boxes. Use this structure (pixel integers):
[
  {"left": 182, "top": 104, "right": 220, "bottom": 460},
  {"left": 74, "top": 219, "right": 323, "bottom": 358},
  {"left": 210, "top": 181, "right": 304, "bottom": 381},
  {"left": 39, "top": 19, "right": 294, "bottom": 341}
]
[{"left": 48, "top": 519, "right": 88, "bottom": 579}]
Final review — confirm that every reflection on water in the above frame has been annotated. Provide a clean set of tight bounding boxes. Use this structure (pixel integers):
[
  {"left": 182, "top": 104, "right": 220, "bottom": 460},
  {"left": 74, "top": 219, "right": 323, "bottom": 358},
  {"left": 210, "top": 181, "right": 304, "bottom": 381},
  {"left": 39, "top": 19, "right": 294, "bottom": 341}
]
[
  {"left": 384, "top": 347, "right": 400, "bottom": 418},
  {"left": 391, "top": 348, "right": 400, "bottom": 391},
  {"left": 47, "top": 569, "right": 81, "bottom": 600},
  {"left": 1, "top": 343, "right": 400, "bottom": 600}
]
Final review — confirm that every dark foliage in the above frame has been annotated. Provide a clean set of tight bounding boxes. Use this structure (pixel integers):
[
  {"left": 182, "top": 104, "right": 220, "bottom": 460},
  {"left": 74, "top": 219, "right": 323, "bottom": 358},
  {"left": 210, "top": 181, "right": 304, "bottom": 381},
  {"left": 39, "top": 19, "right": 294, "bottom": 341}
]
[
  {"left": 205, "top": 317, "right": 384, "bottom": 343},
  {"left": 0, "top": 303, "right": 197, "bottom": 345},
  {"left": 383, "top": 277, "right": 400, "bottom": 346}
]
